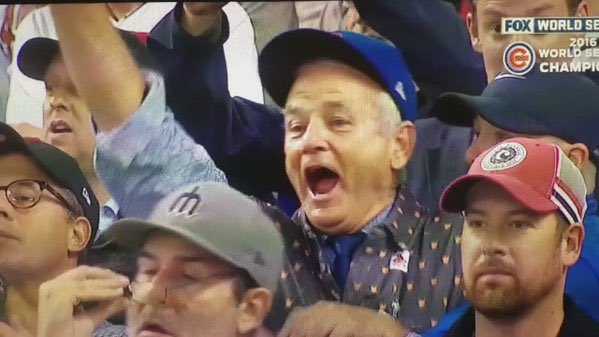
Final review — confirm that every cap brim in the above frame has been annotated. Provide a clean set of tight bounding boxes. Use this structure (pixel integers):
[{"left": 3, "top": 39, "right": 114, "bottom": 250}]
[
  {"left": 17, "top": 37, "right": 59, "bottom": 81},
  {"left": 102, "top": 218, "right": 243, "bottom": 271},
  {"left": 440, "top": 174, "right": 558, "bottom": 214},
  {"left": 17, "top": 32, "right": 160, "bottom": 82},
  {"left": 432, "top": 92, "right": 556, "bottom": 138},
  {"left": 432, "top": 93, "right": 514, "bottom": 127},
  {"left": 259, "top": 29, "right": 385, "bottom": 108}
]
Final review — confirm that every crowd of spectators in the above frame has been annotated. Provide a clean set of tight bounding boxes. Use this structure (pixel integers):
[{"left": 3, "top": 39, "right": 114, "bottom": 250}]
[{"left": 0, "top": 1, "right": 598, "bottom": 337}]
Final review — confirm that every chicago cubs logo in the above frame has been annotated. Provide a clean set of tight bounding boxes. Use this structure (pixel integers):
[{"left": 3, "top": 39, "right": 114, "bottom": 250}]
[
  {"left": 503, "top": 41, "right": 536, "bottom": 75},
  {"left": 481, "top": 142, "right": 527, "bottom": 171}
]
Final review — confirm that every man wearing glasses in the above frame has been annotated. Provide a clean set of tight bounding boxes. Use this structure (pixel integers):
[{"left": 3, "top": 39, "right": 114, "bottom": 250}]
[
  {"left": 31, "top": 182, "right": 284, "bottom": 337},
  {"left": 0, "top": 122, "right": 127, "bottom": 337}
]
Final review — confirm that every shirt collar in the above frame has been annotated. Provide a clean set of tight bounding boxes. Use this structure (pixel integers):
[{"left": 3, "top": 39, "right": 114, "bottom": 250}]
[
  {"left": 103, "top": 198, "right": 120, "bottom": 216},
  {"left": 362, "top": 203, "right": 394, "bottom": 234}
]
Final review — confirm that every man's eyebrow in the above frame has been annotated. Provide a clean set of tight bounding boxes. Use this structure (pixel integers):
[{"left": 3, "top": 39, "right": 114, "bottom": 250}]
[
  {"left": 137, "top": 251, "right": 156, "bottom": 260},
  {"left": 527, "top": 3, "right": 555, "bottom": 16},
  {"left": 176, "top": 255, "right": 210, "bottom": 263},
  {"left": 284, "top": 105, "right": 304, "bottom": 117},
  {"left": 322, "top": 99, "right": 347, "bottom": 109},
  {"left": 464, "top": 207, "right": 485, "bottom": 216}
]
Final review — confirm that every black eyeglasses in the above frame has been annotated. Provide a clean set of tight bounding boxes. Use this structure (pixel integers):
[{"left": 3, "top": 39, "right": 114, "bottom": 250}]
[{"left": 0, "top": 179, "right": 76, "bottom": 213}]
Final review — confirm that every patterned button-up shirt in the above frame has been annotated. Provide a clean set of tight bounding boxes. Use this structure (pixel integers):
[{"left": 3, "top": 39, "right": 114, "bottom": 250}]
[{"left": 293, "top": 186, "right": 465, "bottom": 334}]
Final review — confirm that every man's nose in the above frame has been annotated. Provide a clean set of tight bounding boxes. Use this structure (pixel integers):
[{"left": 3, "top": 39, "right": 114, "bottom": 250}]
[
  {"left": 0, "top": 191, "right": 13, "bottom": 221},
  {"left": 131, "top": 282, "right": 168, "bottom": 306},
  {"left": 300, "top": 122, "right": 329, "bottom": 154},
  {"left": 465, "top": 141, "right": 481, "bottom": 165}
]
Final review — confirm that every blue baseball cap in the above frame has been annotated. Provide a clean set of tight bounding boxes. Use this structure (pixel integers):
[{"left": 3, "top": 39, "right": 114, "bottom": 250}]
[
  {"left": 259, "top": 29, "right": 418, "bottom": 122},
  {"left": 432, "top": 68, "right": 599, "bottom": 153}
]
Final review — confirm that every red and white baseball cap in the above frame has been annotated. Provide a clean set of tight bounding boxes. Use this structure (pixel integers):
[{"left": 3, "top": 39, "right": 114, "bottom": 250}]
[{"left": 440, "top": 137, "right": 588, "bottom": 224}]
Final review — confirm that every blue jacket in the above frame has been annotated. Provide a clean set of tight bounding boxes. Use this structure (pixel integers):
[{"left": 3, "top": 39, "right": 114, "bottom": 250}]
[{"left": 424, "top": 196, "right": 599, "bottom": 336}]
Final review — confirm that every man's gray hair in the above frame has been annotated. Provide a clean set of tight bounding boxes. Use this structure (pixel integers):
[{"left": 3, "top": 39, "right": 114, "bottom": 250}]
[{"left": 60, "top": 188, "right": 85, "bottom": 220}]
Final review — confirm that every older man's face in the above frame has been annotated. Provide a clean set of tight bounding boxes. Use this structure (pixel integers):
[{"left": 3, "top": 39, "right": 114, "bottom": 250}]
[{"left": 284, "top": 60, "right": 413, "bottom": 235}]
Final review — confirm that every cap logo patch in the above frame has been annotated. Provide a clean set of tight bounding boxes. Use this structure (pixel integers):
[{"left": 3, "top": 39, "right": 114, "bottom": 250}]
[
  {"left": 253, "top": 252, "right": 265, "bottom": 266},
  {"left": 481, "top": 142, "right": 527, "bottom": 171},
  {"left": 395, "top": 81, "right": 406, "bottom": 101},
  {"left": 169, "top": 186, "right": 201, "bottom": 216},
  {"left": 0, "top": 134, "right": 5, "bottom": 142},
  {"left": 82, "top": 187, "right": 91, "bottom": 205}
]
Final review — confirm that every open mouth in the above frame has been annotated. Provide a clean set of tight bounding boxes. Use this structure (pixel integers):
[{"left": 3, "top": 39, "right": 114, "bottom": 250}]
[
  {"left": 139, "top": 322, "right": 172, "bottom": 336},
  {"left": 49, "top": 119, "right": 73, "bottom": 134},
  {"left": 305, "top": 166, "right": 340, "bottom": 198}
]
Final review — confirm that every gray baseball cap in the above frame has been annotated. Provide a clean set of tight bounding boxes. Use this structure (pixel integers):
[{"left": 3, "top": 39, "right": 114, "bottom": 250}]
[{"left": 102, "top": 182, "right": 285, "bottom": 293}]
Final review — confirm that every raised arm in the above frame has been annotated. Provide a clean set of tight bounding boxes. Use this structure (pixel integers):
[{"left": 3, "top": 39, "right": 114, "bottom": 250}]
[{"left": 49, "top": 4, "right": 145, "bottom": 131}]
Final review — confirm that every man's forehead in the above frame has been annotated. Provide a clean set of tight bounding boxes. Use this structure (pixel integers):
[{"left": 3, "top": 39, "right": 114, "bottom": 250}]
[
  {"left": 295, "top": 58, "right": 354, "bottom": 75},
  {"left": 43, "top": 53, "right": 68, "bottom": 83},
  {"left": 285, "top": 93, "right": 348, "bottom": 114},
  {"left": 293, "top": 58, "right": 382, "bottom": 91},
  {"left": 477, "top": 0, "right": 561, "bottom": 17}
]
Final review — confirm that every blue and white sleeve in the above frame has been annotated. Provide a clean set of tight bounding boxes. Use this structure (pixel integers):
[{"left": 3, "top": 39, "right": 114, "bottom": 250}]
[{"left": 94, "top": 71, "right": 227, "bottom": 219}]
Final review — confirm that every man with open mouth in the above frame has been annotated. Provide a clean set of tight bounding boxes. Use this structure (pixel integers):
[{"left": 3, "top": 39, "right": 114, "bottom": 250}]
[{"left": 261, "top": 29, "right": 465, "bottom": 336}]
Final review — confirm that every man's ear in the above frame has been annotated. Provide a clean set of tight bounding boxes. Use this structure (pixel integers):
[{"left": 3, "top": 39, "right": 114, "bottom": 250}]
[
  {"left": 237, "top": 288, "right": 273, "bottom": 334},
  {"left": 562, "top": 223, "right": 584, "bottom": 268},
  {"left": 68, "top": 216, "right": 92, "bottom": 254},
  {"left": 466, "top": 12, "right": 482, "bottom": 52},
  {"left": 390, "top": 121, "right": 416, "bottom": 171},
  {"left": 576, "top": 1, "right": 589, "bottom": 17},
  {"left": 564, "top": 143, "right": 590, "bottom": 169}
]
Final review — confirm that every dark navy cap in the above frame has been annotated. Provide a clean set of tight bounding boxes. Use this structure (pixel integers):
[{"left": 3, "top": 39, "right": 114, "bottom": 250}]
[
  {"left": 432, "top": 68, "right": 599, "bottom": 152},
  {"left": 17, "top": 30, "right": 160, "bottom": 82},
  {"left": 259, "top": 29, "right": 418, "bottom": 122}
]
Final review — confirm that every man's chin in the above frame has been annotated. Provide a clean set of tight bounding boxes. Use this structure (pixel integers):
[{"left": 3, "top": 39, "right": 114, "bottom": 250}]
[
  {"left": 466, "top": 287, "right": 529, "bottom": 320},
  {"left": 473, "top": 300, "right": 528, "bottom": 320},
  {"left": 305, "top": 206, "right": 348, "bottom": 235}
]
